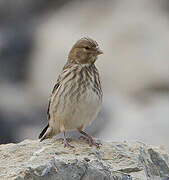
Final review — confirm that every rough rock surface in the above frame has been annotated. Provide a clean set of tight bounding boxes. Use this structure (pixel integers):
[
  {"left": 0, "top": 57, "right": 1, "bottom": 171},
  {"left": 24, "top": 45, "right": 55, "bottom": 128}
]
[{"left": 0, "top": 139, "right": 169, "bottom": 180}]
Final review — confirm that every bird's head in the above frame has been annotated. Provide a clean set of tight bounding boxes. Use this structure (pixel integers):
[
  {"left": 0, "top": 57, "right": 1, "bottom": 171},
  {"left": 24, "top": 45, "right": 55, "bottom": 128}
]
[{"left": 68, "top": 37, "right": 103, "bottom": 64}]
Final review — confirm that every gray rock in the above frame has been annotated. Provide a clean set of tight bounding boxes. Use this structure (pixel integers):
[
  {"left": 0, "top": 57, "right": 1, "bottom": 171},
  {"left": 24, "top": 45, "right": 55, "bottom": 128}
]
[{"left": 0, "top": 139, "right": 169, "bottom": 180}]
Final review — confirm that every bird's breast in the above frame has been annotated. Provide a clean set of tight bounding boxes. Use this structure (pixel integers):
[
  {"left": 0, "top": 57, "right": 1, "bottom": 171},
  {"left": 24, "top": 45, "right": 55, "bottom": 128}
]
[{"left": 50, "top": 65, "right": 102, "bottom": 129}]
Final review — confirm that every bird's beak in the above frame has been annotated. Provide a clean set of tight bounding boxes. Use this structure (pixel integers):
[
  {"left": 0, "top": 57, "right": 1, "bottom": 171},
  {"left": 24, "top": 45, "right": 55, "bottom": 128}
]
[{"left": 96, "top": 48, "right": 103, "bottom": 55}]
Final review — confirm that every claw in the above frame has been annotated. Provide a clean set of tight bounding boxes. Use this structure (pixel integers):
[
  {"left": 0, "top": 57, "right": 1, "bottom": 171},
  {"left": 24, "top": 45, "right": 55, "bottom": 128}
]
[
  {"left": 63, "top": 139, "right": 74, "bottom": 148},
  {"left": 62, "top": 131, "right": 74, "bottom": 148},
  {"left": 78, "top": 129, "right": 102, "bottom": 148},
  {"left": 88, "top": 138, "right": 102, "bottom": 148}
]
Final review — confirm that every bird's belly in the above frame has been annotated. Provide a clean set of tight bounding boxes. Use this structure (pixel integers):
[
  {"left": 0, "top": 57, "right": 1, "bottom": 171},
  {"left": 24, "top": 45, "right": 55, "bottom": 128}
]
[
  {"left": 51, "top": 88, "right": 101, "bottom": 130},
  {"left": 67, "top": 97, "right": 101, "bottom": 129}
]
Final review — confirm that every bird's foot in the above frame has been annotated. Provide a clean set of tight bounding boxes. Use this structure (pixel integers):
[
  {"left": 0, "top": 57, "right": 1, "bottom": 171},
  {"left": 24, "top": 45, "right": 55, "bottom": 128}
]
[
  {"left": 63, "top": 138, "right": 74, "bottom": 148},
  {"left": 88, "top": 137, "right": 102, "bottom": 148},
  {"left": 61, "top": 131, "right": 74, "bottom": 148},
  {"left": 79, "top": 136, "right": 101, "bottom": 148}
]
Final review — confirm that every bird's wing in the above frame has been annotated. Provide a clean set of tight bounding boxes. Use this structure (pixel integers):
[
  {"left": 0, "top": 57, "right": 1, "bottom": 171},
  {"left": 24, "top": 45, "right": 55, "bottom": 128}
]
[
  {"left": 47, "top": 63, "right": 74, "bottom": 120},
  {"left": 47, "top": 81, "right": 60, "bottom": 120},
  {"left": 39, "top": 79, "right": 60, "bottom": 139}
]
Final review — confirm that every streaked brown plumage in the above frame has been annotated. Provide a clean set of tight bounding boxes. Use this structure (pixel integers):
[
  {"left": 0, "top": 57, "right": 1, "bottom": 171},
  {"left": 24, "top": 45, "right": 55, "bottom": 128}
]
[{"left": 39, "top": 37, "right": 103, "bottom": 148}]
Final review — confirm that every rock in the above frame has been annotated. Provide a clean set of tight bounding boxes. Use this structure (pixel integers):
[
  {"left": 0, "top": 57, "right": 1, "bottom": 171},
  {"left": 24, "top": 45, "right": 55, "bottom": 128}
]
[{"left": 0, "top": 139, "right": 169, "bottom": 180}]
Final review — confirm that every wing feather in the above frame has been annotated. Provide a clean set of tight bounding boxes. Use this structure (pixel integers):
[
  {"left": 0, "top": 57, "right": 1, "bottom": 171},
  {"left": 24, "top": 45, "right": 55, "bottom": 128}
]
[{"left": 47, "top": 81, "right": 60, "bottom": 120}]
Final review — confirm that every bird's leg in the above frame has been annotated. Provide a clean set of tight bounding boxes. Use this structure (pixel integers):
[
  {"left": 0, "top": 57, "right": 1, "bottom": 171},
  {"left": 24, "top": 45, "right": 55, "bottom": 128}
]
[
  {"left": 60, "top": 125, "right": 74, "bottom": 148},
  {"left": 63, "top": 131, "right": 74, "bottom": 148},
  {"left": 77, "top": 128, "right": 101, "bottom": 148}
]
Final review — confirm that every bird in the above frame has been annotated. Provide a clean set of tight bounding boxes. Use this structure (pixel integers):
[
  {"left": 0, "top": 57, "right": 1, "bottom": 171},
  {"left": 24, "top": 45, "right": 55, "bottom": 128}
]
[{"left": 39, "top": 37, "right": 103, "bottom": 148}]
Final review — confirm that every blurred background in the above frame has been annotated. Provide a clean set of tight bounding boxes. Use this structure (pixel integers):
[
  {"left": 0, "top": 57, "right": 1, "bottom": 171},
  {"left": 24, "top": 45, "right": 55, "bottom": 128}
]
[{"left": 1, "top": 0, "right": 169, "bottom": 148}]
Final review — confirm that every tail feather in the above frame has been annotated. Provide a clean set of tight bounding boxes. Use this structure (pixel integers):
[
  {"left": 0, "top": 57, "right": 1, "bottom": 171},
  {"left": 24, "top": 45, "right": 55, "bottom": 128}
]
[
  {"left": 39, "top": 124, "right": 60, "bottom": 142},
  {"left": 39, "top": 124, "right": 49, "bottom": 139},
  {"left": 40, "top": 134, "right": 49, "bottom": 142}
]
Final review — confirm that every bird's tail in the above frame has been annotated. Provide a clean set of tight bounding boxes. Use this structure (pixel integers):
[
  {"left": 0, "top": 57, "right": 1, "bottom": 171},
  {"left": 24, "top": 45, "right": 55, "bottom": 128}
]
[
  {"left": 39, "top": 124, "right": 49, "bottom": 139},
  {"left": 39, "top": 124, "right": 55, "bottom": 142}
]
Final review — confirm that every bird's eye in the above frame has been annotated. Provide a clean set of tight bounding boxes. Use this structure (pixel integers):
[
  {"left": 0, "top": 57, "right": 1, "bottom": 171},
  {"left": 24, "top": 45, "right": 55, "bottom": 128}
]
[{"left": 84, "top": 46, "right": 90, "bottom": 50}]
